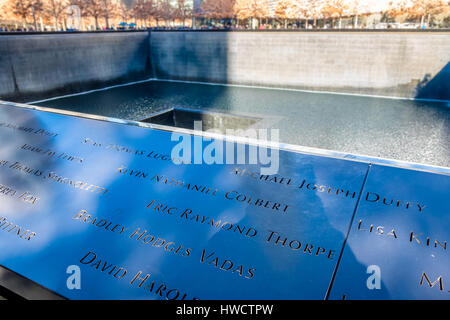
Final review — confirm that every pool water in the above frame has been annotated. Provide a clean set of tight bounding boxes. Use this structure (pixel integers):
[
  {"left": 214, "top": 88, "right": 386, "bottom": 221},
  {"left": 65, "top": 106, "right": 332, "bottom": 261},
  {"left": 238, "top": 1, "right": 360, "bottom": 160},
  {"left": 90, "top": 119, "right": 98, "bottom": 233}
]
[{"left": 34, "top": 80, "right": 450, "bottom": 168}]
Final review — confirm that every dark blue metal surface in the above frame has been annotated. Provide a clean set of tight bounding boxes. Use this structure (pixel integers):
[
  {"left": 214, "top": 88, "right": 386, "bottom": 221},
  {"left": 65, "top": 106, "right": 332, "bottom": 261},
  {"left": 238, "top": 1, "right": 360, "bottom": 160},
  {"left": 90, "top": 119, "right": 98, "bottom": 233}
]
[
  {"left": 0, "top": 103, "right": 372, "bottom": 299},
  {"left": 329, "top": 164, "right": 450, "bottom": 300}
]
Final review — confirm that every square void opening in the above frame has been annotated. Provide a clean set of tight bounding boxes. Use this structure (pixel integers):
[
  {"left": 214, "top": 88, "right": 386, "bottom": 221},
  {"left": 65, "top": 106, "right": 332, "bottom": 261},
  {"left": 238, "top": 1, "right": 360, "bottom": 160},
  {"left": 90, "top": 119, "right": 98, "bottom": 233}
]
[{"left": 141, "top": 108, "right": 262, "bottom": 131}]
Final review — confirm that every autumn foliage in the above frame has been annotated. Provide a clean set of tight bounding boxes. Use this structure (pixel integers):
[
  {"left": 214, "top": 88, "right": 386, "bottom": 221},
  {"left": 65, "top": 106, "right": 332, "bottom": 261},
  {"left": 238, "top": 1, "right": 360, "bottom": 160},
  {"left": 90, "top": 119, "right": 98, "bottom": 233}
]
[{"left": 0, "top": 0, "right": 449, "bottom": 31}]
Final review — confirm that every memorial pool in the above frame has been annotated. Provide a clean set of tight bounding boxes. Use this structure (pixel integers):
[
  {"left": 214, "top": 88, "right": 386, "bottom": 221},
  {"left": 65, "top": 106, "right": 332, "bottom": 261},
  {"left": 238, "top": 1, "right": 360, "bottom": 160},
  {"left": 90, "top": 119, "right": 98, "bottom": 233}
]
[{"left": 32, "top": 80, "right": 450, "bottom": 169}]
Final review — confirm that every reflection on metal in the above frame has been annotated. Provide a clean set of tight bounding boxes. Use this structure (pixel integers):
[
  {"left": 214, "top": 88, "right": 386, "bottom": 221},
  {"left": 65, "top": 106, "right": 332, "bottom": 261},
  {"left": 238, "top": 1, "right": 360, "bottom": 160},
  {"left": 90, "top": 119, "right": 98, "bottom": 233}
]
[
  {"left": 329, "top": 164, "right": 450, "bottom": 299},
  {"left": 0, "top": 101, "right": 370, "bottom": 299},
  {"left": 0, "top": 100, "right": 448, "bottom": 299}
]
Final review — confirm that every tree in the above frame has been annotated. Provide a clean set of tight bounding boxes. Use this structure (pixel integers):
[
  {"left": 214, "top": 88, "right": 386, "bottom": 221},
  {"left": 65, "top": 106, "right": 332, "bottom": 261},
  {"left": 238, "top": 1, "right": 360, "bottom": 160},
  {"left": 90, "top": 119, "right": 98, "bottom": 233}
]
[
  {"left": 144, "top": 0, "right": 157, "bottom": 26},
  {"left": 83, "top": 0, "right": 102, "bottom": 29},
  {"left": 99, "top": 0, "right": 116, "bottom": 29},
  {"left": 202, "top": 0, "right": 235, "bottom": 20},
  {"left": 274, "top": 0, "right": 296, "bottom": 29},
  {"left": 158, "top": 0, "right": 174, "bottom": 26},
  {"left": 130, "top": 0, "right": 143, "bottom": 26},
  {"left": 234, "top": 0, "right": 250, "bottom": 22},
  {"left": 348, "top": 0, "right": 369, "bottom": 28},
  {"left": 305, "top": 0, "right": 325, "bottom": 28},
  {"left": 43, "top": 0, "right": 68, "bottom": 30},
  {"left": 175, "top": 0, "right": 191, "bottom": 27},
  {"left": 118, "top": 0, "right": 130, "bottom": 23},
  {"left": 131, "top": 0, "right": 155, "bottom": 27},
  {"left": 290, "top": 0, "right": 312, "bottom": 28},
  {"left": 234, "top": 0, "right": 268, "bottom": 28},
  {"left": 432, "top": 1, "right": 450, "bottom": 27},
  {"left": 409, "top": 0, "right": 446, "bottom": 27},
  {"left": 384, "top": 0, "right": 410, "bottom": 22},
  {"left": 10, "top": 0, "right": 33, "bottom": 26},
  {"left": 30, "top": 0, "right": 43, "bottom": 30},
  {"left": 322, "top": 0, "right": 349, "bottom": 28},
  {"left": 152, "top": 0, "right": 163, "bottom": 26}
]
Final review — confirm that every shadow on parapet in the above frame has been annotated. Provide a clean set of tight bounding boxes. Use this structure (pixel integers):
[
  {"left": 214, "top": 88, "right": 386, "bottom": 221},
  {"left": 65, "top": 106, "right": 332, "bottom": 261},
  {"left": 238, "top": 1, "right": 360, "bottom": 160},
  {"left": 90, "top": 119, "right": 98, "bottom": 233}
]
[{"left": 415, "top": 62, "right": 450, "bottom": 101}]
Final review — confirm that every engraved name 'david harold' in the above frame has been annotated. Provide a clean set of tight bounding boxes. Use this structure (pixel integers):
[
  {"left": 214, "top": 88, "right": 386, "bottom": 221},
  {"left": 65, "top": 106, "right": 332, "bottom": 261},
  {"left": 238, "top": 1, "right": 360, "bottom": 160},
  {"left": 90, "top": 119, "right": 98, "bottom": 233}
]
[{"left": 79, "top": 251, "right": 198, "bottom": 300}]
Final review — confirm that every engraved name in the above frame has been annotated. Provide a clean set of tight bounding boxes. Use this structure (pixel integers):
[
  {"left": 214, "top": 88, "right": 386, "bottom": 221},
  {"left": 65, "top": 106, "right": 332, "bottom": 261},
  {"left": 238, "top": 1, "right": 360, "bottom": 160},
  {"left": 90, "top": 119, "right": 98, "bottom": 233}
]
[
  {"left": 0, "top": 121, "right": 58, "bottom": 137},
  {"left": 146, "top": 200, "right": 258, "bottom": 239},
  {"left": 83, "top": 138, "right": 184, "bottom": 163},
  {"left": 7, "top": 161, "right": 44, "bottom": 177},
  {"left": 73, "top": 210, "right": 128, "bottom": 235},
  {"left": 80, "top": 250, "right": 198, "bottom": 300},
  {"left": 266, "top": 230, "right": 336, "bottom": 260},
  {"left": 200, "top": 249, "right": 256, "bottom": 280},
  {"left": 419, "top": 272, "right": 450, "bottom": 293},
  {"left": 231, "top": 167, "right": 427, "bottom": 213},
  {"left": 20, "top": 143, "right": 83, "bottom": 164},
  {"left": 357, "top": 219, "right": 447, "bottom": 251},
  {"left": 129, "top": 227, "right": 192, "bottom": 257},
  {"left": 0, "top": 216, "right": 36, "bottom": 240},
  {"left": 73, "top": 210, "right": 192, "bottom": 258},
  {"left": 0, "top": 183, "right": 39, "bottom": 205},
  {"left": 47, "top": 172, "right": 109, "bottom": 195},
  {"left": 224, "top": 190, "right": 290, "bottom": 213},
  {"left": 116, "top": 167, "right": 219, "bottom": 197},
  {"left": 231, "top": 167, "right": 358, "bottom": 200},
  {"left": 0, "top": 159, "right": 109, "bottom": 196},
  {"left": 364, "top": 192, "right": 425, "bottom": 212}
]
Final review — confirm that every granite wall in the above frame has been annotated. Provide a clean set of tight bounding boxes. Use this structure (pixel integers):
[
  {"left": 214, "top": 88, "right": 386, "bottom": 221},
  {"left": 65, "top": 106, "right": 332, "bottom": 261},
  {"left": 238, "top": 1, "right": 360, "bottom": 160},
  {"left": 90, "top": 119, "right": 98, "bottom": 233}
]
[
  {"left": 150, "top": 31, "right": 450, "bottom": 100},
  {"left": 1, "top": 31, "right": 449, "bottom": 102},
  {"left": 0, "top": 32, "right": 150, "bottom": 102}
]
